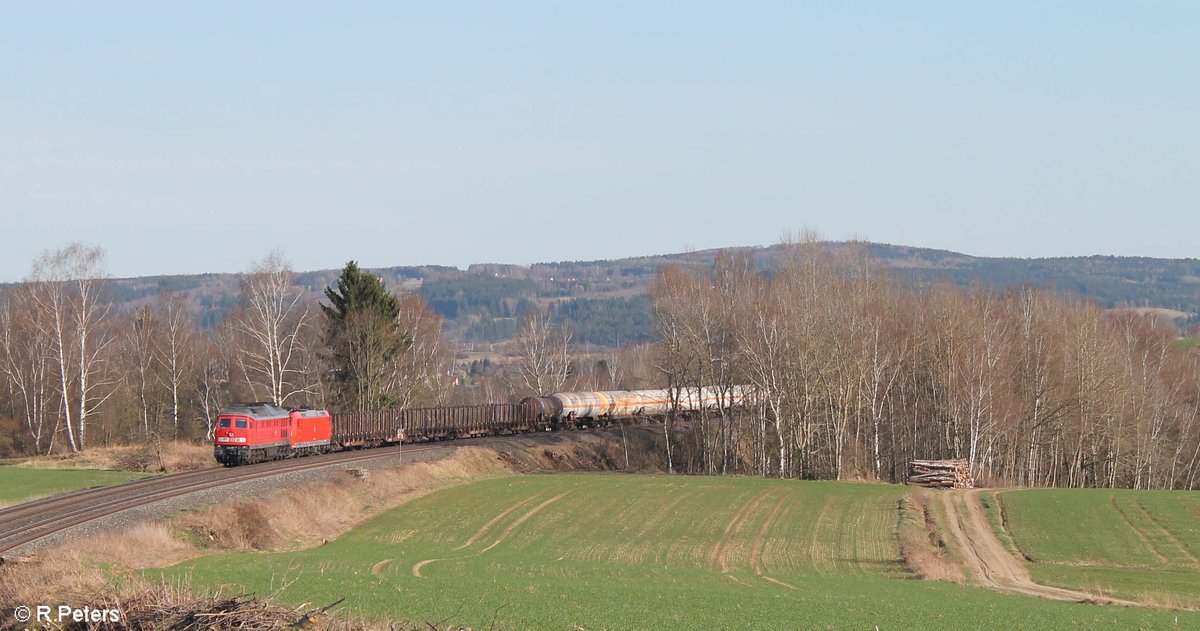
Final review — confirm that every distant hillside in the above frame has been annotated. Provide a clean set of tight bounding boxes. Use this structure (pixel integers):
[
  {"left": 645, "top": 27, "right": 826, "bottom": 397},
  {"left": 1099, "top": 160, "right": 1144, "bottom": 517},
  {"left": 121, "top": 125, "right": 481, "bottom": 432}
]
[
  {"left": 86, "top": 243, "right": 1200, "bottom": 346},
  {"left": 864, "top": 244, "right": 1200, "bottom": 314}
]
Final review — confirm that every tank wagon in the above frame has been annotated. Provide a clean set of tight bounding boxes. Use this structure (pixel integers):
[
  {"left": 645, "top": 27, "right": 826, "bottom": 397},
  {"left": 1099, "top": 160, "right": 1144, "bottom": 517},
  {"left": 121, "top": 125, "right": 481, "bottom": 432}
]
[
  {"left": 214, "top": 386, "right": 752, "bottom": 466},
  {"left": 519, "top": 385, "right": 753, "bottom": 428}
]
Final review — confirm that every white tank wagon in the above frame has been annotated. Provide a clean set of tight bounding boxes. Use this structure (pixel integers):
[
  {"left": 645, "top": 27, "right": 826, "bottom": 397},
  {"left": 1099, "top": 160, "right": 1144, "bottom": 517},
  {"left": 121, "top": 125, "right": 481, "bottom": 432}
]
[{"left": 520, "top": 386, "right": 753, "bottom": 428}]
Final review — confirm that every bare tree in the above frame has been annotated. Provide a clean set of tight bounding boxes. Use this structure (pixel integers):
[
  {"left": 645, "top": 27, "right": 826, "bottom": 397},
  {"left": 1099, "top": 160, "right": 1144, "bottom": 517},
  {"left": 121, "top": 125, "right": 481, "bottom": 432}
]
[
  {"left": 121, "top": 305, "right": 160, "bottom": 437},
  {"left": 156, "top": 293, "right": 196, "bottom": 437},
  {"left": 0, "top": 287, "right": 54, "bottom": 453},
  {"left": 195, "top": 327, "right": 233, "bottom": 439},
  {"left": 738, "top": 275, "right": 790, "bottom": 477},
  {"left": 652, "top": 266, "right": 697, "bottom": 474},
  {"left": 394, "top": 294, "right": 453, "bottom": 407},
  {"left": 863, "top": 301, "right": 909, "bottom": 480},
  {"left": 513, "top": 311, "right": 572, "bottom": 396},
  {"left": 648, "top": 239, "right": 1200, "bottom": 488},
  {"left": 233, "top": 250, "right": 312, "bottom": 406},
  {"left": 27, "top": 243, "right": 114, "bottom": 451}
]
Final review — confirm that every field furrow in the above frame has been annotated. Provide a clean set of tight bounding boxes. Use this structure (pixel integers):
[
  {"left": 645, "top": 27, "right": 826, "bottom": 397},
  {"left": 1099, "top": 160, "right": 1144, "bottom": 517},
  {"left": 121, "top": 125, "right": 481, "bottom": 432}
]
[{"left": 160, "top": 474, "right": 1200, "bottom": 629}]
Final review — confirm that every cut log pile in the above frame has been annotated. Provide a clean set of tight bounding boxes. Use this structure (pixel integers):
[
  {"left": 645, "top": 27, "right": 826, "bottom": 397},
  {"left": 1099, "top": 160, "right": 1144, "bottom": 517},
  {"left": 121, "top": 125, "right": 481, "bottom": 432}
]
[{"left": 907, "top": 459, "right": 973, "bottom": 489}]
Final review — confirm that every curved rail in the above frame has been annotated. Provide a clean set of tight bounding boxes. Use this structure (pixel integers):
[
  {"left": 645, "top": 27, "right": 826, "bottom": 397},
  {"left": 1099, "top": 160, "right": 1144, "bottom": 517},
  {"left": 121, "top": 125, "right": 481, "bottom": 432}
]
[{"left": 0, "top": 441, "right": 460, "bottom": 554}]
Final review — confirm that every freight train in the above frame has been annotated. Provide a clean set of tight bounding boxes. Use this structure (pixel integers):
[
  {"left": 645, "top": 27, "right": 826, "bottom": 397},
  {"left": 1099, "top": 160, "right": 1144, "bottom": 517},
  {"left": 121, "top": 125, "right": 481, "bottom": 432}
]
[{"left": 213, "top": 386, "right": 751, "bottom": 466}]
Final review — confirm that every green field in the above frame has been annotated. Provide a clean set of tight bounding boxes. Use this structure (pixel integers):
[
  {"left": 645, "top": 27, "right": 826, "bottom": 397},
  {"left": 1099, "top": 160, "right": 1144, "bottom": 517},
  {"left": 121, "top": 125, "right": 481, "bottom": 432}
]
[
  {"left": 163, "top": 474, "right": 1196, "bottom": 629},
  {"left": 1176, "top": 337, "right": 1200, "bottom": 349},
  {"left": 997, "top": 488, "right": 1200, "bottom": 606},
  {"left": 0, "top": 466, "right": 149, "bottom": 505}
]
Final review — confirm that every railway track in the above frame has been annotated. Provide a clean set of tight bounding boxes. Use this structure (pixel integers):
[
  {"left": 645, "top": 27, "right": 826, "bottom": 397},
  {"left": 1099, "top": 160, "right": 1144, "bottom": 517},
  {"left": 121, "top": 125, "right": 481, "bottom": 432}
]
[{"left": 0, "top": 439, "right": 496, "bottom": 555}]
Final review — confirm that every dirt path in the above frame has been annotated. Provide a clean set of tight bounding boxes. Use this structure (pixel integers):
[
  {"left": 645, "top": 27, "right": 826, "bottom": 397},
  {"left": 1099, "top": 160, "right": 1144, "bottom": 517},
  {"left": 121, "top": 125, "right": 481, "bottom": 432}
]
[{"left": 940, "top": 490, "right": 1138, "bottom": 606}]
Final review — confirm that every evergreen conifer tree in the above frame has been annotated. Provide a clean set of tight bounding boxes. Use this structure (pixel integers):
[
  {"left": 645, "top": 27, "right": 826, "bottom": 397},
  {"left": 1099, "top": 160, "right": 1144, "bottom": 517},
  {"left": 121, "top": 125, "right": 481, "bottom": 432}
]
[{"left": 322, "top": 261, "right": 404, "bottom": 410}]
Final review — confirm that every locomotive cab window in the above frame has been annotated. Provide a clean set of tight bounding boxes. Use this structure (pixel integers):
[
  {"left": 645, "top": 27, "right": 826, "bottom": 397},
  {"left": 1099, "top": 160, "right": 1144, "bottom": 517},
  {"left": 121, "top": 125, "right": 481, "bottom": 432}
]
[
  {"left": 235, "top": 419, "right": 247, "bottom": 429},
  {"left": 218, "top": 418, "right": 231, "bottom": 428}
]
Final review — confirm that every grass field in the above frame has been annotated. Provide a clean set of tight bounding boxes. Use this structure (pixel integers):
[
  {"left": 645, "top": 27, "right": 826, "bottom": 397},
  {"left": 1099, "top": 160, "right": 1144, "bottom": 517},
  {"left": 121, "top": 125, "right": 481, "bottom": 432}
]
[
  {"left": 0, "top": 465, "right": 149, "bottom": 506},
  {"left": 997, "top": 488, "right": 1200, "bottom": 606},
  {"left": 1177, "top": 337, "right": 1200, "bottom": 350},
  {"left": 162, "top": 474, "right": 1196, "bottom": 629}
]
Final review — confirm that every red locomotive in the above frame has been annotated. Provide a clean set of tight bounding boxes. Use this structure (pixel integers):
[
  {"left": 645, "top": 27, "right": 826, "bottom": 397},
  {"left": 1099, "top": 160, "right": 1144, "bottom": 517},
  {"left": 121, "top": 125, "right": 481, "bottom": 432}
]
[{"left": 213, "top": 403, "right": 333, "bottom": 465}]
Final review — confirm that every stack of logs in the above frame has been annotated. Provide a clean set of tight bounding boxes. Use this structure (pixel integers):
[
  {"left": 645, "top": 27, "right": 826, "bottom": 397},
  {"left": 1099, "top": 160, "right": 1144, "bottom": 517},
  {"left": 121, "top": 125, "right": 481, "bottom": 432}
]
[{"left": 907, "top": 459, "right": 973, "bottom": 489}]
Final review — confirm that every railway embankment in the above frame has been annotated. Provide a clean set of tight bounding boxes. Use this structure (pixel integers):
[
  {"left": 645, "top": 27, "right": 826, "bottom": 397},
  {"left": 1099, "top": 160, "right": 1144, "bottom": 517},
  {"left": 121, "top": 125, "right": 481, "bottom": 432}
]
[
  {"left": 0, "top": 427, "right": 664, "bottom": 624},
  {"left": 2, "top": 427, "right": 661, "bottom": 557}
]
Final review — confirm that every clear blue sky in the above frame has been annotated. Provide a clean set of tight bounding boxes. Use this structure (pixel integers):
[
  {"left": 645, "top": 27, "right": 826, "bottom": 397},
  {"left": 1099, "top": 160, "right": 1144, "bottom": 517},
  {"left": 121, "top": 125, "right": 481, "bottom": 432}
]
[{"left": 2, "top": 2, "right": 1196, "bottom": 280}]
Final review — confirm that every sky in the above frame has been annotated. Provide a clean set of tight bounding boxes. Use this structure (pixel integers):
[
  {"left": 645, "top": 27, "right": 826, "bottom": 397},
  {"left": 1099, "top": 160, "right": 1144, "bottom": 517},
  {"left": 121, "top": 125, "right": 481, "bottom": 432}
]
[{"left": 1, "top": 2, "right": 1197, "bottom": 281}]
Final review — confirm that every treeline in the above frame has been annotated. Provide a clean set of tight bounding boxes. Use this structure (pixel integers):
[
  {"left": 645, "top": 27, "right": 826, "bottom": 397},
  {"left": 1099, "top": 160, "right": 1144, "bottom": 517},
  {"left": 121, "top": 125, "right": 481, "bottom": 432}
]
[
  {"left": 0, "top": 245, "right": 451, "bottom": 455},
  {"left": 420, "top": 277, "right": 537, "bottom": 320},
  {"left": 551, "top": 296, "right": 654, "bottom": 346},
  {"left": 5, "top": 240, "right": 1197, "bottom": 490},
  {"left": 654, "top": 241, "right": 1200, "bottom": 489},
  {"left": 421, "top": 276, "right": 655, "bottom": 345},
  {"left": 867, "top": 246, "right": 1200, "bottom": 315}
]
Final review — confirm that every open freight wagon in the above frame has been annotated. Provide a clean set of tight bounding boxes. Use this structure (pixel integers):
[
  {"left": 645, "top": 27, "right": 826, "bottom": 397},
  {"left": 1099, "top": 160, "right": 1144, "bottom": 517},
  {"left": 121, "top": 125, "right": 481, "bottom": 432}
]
[{"left": 332, "top": 403, "right": 535, "bottom": 447}]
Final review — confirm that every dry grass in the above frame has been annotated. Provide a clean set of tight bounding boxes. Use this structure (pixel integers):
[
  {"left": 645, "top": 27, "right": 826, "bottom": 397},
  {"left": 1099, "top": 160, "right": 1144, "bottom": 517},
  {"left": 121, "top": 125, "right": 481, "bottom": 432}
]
[
  {"left": 1134, "top": 590, "right": 1200, "bottom": 612},
  {"left": 0, "top": 524, "right": 200, "bottom": 613},
  {"left": 899, "top": 490, "right": 965, "bottom": 583},
  {"left": 1, "top": 565, "right": 422, "bottom": 631},
  {"left": 74, "top": 522, "right": 199, "bottom": 569},
  {"left": 9, "top": 440, "right": 216, "bottom": 473},
  {"left": 181, "top": 447, "right": 517, "bottom": 551},
  {"left": 0, "top": 546, "right": 111, "bottom": 610},
  {"left": 498, "top": 426, "right": 669, "bottom": 474},
  {"left": 156, "top": 442, "right": 218, "bottom": 472},
  {"left": 99, "top": 585, "right": 365, "bottom": 631}
]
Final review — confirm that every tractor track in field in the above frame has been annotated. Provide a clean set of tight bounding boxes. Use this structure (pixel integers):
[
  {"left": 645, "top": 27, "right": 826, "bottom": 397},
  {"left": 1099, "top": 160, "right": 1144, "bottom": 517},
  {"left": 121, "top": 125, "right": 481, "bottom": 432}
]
[
  {"left": 412, "top": 490, "right": 573, "bottom": 578},
  {"left": 751, "top": 493, "right": 792, "bottom": 576},
  {"left": 715, "top": 490, "right": 772, "bottom": 573},
  {"left": 477, "top": 491, "right": 571, "bottom": 554},
  {"left": 940, "top": 489, "right": 1141, "bottom": 607},
  {"left": 0, "top": 432, "right": 577, "bottom": 557},
  {"left": 453, "top": 494, "right": 541, "bottom": 551}
]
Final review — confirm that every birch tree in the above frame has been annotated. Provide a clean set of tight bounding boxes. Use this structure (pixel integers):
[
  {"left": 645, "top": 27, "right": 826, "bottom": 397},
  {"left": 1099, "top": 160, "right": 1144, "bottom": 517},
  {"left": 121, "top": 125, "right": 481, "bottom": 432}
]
[
  {"left": 0, "top": 287, "right": 54, "bottom": 453},
  {"left": 27, "top": 243, "right": 114, "bottom": 451},
  {"left": 394, "top": 293, "right": 453, "bottom": 407},
  {"left": 156, "top": 293, "right": 196, "bottom": 437},
  {"left": 513, "top": 311, "right": 572, "bottom": 396},
  {"left": 233, "top": 250, "right": 311, "bottom": 406},
  {"left": 122, "top": 305, "right": 160, "bottom": 437}
]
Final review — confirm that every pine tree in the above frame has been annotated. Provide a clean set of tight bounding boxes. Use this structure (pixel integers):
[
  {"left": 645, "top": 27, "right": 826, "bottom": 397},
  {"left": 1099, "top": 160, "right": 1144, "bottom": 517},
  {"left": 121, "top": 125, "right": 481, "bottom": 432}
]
[{"left": 322, "top": 261, "right": 404, "bottom": 411}]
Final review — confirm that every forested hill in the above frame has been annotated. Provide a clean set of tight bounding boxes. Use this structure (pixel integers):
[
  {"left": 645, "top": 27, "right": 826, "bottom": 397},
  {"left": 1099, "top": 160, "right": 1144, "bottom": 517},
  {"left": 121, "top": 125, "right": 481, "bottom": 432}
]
[{"left": 95, "top": 243, "right": 1200, "bottom": 346}]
